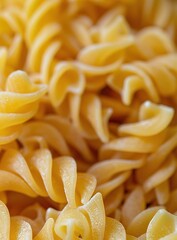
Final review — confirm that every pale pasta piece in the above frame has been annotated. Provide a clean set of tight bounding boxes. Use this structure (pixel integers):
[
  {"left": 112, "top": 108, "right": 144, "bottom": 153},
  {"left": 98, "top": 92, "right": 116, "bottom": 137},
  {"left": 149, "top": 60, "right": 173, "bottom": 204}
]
[
  {"left": 133, "top": 27, "right": 175, "bottom": 60},
  {"left": 0, "top": 9, "right": 26, "bottom": 88},
  {"left": 142, "top": 155, "right": 176, "bottom": 193},
  {"left": 54, "top": 192, "right": 124, "bottom": 240},
  {"left": 69, "top": 93, "right": 112, "bottom": 142},
  {"left": 0, "top": 71, "right": 47, "bottom": 144},
  {"left": 104, "top": 217, "right": 126, "bottom": 240},
  {"left": 109, "top": 53, "right": 177, "bottom": 105},
  {"left": 134, "top": 57, "right": 177, "bottom": 97},
  {"left": 104, "top": 186, "right": 124, "bottom": 215},
  {"left": 0, "top": 200, "right": 58, "bottom": 239},
  {"left": 136, "top": 131, "right": 177, "bottom": 182},
  {"left": 25, "top": 0, "right": 62, "bottom": 85},
  {"left": 127, "top": 207, "right": 164, "bottom": 237},
  {"left": 44, "top": 115, "right": 94, "bottom": 162},
  {"left": 155, "top": 181, "right": 170, "bottom": 205},
  {"left": 107, "top": 63, "right": 159, "bottom": 105},
  {"left": 0, "top": 148, "right": 96, "bottom": 207},
  {"left": 121, "top": 187, "right": 146, "bottom": 227},
  {"left": 70, "top": 16, "right": 93, "bottom": 47},
  {"left": 19, "top": 121, "right": 72, "bottom": 156},
  {"left": 49, "top": 62, "right": 85, "bottom": 107},
  {"left": 76, "top": 36, "right": 134, "bottom": 75},
  {"left": 19, "top": 204, "right": 46, "bottom": 236},
  {"left": 146, "top": 209, "right": 177, "bottom": 240},
  {"left": 0, "top": 0, "right": 177, "bottom": 239},
  {"left": 119, "top": 101, "right": 174, "bottom": 136},
  {"left": 25, "top": 0, "right": 61, "bottom": 46},
  {"left": 88, "top": 159, "right": 144, "bottom": 184},
  {"left": 33, "top": 218, "right": 56, "bottom": 240},
  {"left": 93, "top": 11, "right": 130, "bottom": 43},
  {"left": 0, "top": 200, "right": 10, "bottom": 239},
  {"left": 99, "top": 130, "right": 167, "bottom": 160}
]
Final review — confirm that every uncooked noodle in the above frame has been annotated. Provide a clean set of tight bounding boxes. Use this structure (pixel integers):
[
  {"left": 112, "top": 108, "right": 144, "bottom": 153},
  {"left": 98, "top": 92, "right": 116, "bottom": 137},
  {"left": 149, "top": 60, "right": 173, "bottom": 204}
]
[{"left": 0, "top": 0, "right": 176, "bottom": 239}]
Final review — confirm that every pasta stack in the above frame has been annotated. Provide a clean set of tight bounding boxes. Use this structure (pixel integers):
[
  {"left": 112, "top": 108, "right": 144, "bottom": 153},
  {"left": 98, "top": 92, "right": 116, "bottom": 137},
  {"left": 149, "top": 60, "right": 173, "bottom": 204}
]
[{"left": 0, "top": 0, "right": 177, "bottom": 239}]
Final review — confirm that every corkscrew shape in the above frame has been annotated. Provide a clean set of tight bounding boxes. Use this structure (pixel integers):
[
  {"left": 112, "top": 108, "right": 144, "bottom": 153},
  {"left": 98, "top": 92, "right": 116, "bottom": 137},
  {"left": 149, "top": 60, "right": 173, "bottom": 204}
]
[
  {"left": 0, "top": 71, "right": 47, "bottom": 144},
  {"left": 0, "top": 148, "right": 96, "bottom": 207}
]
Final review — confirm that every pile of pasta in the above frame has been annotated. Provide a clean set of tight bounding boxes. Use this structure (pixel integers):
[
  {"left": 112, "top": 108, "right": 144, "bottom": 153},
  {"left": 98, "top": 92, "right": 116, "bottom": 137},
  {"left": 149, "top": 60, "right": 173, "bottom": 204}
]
[{"left": 0, "top": 0, "right": 177, "bottom": 239}]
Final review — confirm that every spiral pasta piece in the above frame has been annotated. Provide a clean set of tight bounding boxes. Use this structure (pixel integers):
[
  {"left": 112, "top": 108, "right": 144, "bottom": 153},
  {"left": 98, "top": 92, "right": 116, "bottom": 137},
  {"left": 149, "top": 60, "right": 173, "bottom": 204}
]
[
  {"left": 119, "top": 101, "right": 174, "bottom": 136},
  {"left": 19, "top": 116, "right": 94, "bottom": 163},
  {"left": 0, "top": 200, "right": 57, "bottom": 239},
  {"left": 99, "top": 129, "right": 167, "bottom": 160},
  {"left": 131, "top": 27, "right": 175, "bottom": 60},
  {"left": 142, "top": 155, "right": 176, "bottom": 193},
  {"left": 88, "top": 159, "right": 144, "bottom": 215},
  {"left": 127, "top": 207, "right": 163, "bottom": 237},
  {"left": 136, "top": 129, "right": 177, "bottom": 182},
  {"left": 146, "top": 209, "right": 177, "bottom": 240},
  {"left": 0, "top": 148, "right": 96, "bottom": 207},
  {"left": 0, "top": 71, "right": 47, "bottom": 144},
  {"left": 76, "top": 36, "right": 134, "bottom": 75},
  {"left": 108, "top": 63, "right": 160, "bottom": 105},
  {"left": 0, "top": 0, "right": 177, "bottom": 239},
  {"left": 44, "top": 115, "right": 94, "bottom": 162},
  {"left": 69, "top": 93, "right": 112, "bottom": 142},
  {"left": 49, "top": 62, "right": 85, "bottom": 107},
  {"left": 0, "top": 6, "right": 26, "bottom": 87},
  {"left": 121, "top": 186, "right": 146, "bottom": 227},
  {"left": 53, "top": 193, "right": 125, "bottom": 240},
  {"left": 95, "top": 14, "right": 130, "bottom": 43},
  {"left": 25, "top": 0, "right": 63, "bottom": 86},
  {"left": 109, "top": 54, "right": 177, "bottom": 105}
]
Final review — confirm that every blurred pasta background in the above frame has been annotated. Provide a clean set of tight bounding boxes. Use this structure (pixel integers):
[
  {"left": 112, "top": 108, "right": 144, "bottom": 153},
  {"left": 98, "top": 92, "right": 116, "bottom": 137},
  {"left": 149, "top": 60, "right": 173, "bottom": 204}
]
[{"left": 0, "top": 0, "right": 177, "bottom": 239}]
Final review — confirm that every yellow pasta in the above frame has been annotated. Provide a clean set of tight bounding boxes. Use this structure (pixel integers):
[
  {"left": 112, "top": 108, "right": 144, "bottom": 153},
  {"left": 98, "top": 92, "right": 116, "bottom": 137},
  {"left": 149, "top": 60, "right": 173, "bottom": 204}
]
[
  {"left": 0, "top": 149, "right": 96, "bottom": 207},
  {"left": 0, "top": 0, "right": 177, "bottom": 239},
  {"left": 0, "top": 71, "right": 47, "bottom": 144},
  {"left": 119, "top": 101, "right": 174, "bottom": 136}
]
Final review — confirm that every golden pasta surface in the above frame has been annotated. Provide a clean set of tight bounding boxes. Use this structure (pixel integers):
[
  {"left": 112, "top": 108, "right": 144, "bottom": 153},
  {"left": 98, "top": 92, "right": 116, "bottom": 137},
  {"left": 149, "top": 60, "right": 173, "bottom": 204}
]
[{"left": 0, "top": 0, "right": 177, "bottom": 239}]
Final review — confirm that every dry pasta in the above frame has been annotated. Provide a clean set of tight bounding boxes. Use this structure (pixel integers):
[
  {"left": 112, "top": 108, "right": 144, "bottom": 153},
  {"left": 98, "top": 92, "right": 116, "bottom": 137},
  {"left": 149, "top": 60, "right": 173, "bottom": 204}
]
[{"left": 0, "top": 0, "right": 177, "bottom": 239}]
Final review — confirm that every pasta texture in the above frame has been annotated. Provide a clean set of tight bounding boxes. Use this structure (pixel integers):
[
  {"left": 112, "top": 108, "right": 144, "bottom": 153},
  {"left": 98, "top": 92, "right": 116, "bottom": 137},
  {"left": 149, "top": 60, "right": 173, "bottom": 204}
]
[{"left": 0, "top": 0, "right": 177, "bottom": 239}]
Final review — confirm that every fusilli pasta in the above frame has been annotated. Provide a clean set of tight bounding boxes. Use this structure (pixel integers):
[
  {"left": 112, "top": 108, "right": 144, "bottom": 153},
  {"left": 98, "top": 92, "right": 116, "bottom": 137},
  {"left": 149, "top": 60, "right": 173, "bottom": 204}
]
[{"left": 0, "top": 0, "right": 177, "bottom": 239}]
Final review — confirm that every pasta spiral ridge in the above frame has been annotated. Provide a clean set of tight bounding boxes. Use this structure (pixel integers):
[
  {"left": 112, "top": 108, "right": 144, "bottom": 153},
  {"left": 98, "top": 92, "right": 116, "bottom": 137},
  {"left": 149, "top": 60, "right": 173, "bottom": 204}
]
[
  {"left": 18, "top": 115, "right": 94, "bottom": 164},
  {"left": 0, "top": 0, "right": 176, "bottom": 239},
  {"left": 0, "top": 71, "right": 47, "bottom": 144},
  {"left": 108, "top": 54, "right": 177, "bottom": 106},
  {"left": 0, "top": 148, "right": 96, "bottom": 207}
]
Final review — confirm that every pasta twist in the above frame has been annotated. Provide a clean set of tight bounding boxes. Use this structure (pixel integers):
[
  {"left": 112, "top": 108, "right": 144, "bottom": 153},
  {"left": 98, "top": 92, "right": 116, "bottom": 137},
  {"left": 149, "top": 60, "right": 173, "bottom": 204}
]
[
  {"left": 76, "top": 36, "right": 134, "bottom": 75},
  {"left": 0, "top": 5, "right": 26, "bottom": 88},
  {"left": 69, "top": 93, "right": 112, "bottom": 142},
  {"left": 0, "top": 0, "right": 177, "bottom": 239},
  {"left": 99, "top": 129, "right": 167, "bottom": 160},
  {"left": 0, "top": 193, "right": 126, "bottom": 240},
  {"left": 2, "top": 197, "right": 177, "bottom": 240},
  {"left": 146, "top": 209, "right": 177, "bottom": 240},
  {"left": 126, "top": 0, "right": 177, "bottom": 45},
  {"left": 0, "top": 71, "right": 47, "bottom": 144},
  {"left": 47, "top": 193, "right": 126, "bottom": 240},
  {"left": 25, "top": 0, "right": 61, "bottom": 76},
  {"left": 0, "top": 200, "right": 56, "bottom": 239},
  {"left": 127, "top": 207, "right": 163, "bottom": 237},
  {"left": 18, "top": 115, "right": 94, "bottom": 166},
  {"left": 118, "top": 101, "right": 174, "bottom": 136},
  {"left": 25, "top": 0, "right": 88, "bottom": 116},
  {"left": 129, "top": 27, "right": 176, "bottom": 61},
  {"left": 108, "top": 54, "right": 177, "bottom": 105},
  {"left": 88, "top": 158, "right": 144, "bottom": 215},
  {"left": 0, "top": 148, "right": 96, "bottom": 207}
]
